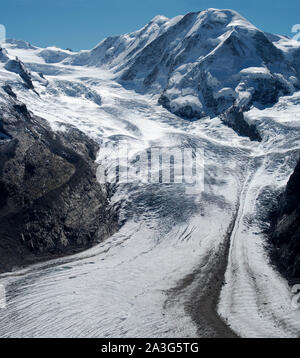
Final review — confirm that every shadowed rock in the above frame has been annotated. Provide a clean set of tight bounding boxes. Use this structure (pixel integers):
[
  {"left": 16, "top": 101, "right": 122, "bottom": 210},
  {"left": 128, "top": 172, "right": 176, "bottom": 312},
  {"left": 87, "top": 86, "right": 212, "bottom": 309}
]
[
  {"left": 0, "top": 90, "right": 118, "bottom": 272},
  {"left": 270, "top": 157, "right": 300, "bottom": 280}
]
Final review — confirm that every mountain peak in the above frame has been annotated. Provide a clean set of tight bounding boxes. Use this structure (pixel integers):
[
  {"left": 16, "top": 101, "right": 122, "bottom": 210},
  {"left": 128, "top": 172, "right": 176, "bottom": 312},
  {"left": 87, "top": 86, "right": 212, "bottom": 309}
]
[
  {"left": 150, "top": 15, "right": 169, "bottom": 25},
  {"left": 191, "top": 8, "right": 258, "bottom": 32},
  {"left": 5, "top": 38, "right": 36, "bottom": 50}
]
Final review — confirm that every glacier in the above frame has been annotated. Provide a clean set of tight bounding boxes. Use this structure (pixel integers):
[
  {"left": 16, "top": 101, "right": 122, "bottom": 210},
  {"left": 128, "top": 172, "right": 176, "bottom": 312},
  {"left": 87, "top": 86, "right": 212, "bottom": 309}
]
[{"left": 0, "top": 8, "right": 299, "bottom": 338}]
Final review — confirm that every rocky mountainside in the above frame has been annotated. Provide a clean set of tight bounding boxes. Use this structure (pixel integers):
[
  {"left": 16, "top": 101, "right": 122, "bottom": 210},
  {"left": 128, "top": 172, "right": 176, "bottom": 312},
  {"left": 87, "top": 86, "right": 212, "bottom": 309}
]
[
  {"left": 0, "top": 85, "right": 118, "bottom": 273},
  {"left": 270, "top": 157, "right": 300, "bottom": 281}
]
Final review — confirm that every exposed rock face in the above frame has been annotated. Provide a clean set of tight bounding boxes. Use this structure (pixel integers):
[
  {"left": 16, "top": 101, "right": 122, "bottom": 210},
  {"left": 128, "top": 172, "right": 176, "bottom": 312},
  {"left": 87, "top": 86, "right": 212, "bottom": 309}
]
[
  {"left": 220, "top": 106, "right": 262, "bottom": 142},
  {"left": 0, "top": 88, "right": 118, "bottom": 272},
  {"left": 270, "top": 158, "right": 300, "bottom": 281},
  {"left": 4, "top": 58, "right": 35, "bottom": 90},
  {"left": 0, "top": 47, "right": 9, "bottom": 63}
]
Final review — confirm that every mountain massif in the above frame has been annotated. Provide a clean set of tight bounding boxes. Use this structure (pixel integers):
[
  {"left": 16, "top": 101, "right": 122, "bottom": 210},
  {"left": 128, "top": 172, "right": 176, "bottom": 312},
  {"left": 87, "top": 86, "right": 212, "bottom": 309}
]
[{"left": 63, "top": 9, "right": 300, "bottom": 136}]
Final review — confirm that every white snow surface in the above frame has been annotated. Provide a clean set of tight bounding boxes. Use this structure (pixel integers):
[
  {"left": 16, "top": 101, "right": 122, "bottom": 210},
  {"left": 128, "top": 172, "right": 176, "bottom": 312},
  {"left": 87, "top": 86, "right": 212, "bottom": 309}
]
[{"left": 0, "top": 9, "right": 299, "bottom": 338}]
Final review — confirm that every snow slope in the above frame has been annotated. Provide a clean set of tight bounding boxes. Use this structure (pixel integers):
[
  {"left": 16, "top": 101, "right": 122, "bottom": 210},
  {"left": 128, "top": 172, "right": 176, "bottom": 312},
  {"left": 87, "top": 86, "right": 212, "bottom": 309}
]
[{"left": 0, "top": 9, "right": 299, "bottom": 338}]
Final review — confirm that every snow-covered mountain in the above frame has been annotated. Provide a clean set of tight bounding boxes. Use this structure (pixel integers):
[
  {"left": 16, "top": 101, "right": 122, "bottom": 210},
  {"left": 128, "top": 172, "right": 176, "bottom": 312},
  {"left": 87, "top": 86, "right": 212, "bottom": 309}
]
[
  {"left": 4, "top": 9, "right": 300, "bottom": 137},
  {"left": 61, "top": 9, "right": 300, "bottom": 122},
  {"left": 0, "top": 8, "right": 300, "bottom": 338}
]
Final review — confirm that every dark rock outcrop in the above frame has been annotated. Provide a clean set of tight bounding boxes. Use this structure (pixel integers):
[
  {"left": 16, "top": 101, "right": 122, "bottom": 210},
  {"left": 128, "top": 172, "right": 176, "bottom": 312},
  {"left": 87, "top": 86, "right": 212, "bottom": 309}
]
[
  {"left": 220, "top": 106, "right": 262, "bottom": 142},
  {"left": 4, "top": 58, "right": 35, "bottom": 90},
  {"left": 270, "top": 158, "right": 300, "bottom": 281},
  {"left": 0, "top": 89, "right": 118, "bottom": 273},
  {"left": 0, "top": 47, "right": 9, "bottom": 63}
]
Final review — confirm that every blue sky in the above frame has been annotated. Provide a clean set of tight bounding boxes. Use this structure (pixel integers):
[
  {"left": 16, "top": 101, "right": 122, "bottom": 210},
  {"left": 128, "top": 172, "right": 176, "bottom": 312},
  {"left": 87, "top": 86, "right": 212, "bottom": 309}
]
[{"left": 2, "top": 0, "right": 300, "bottom": 50}]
